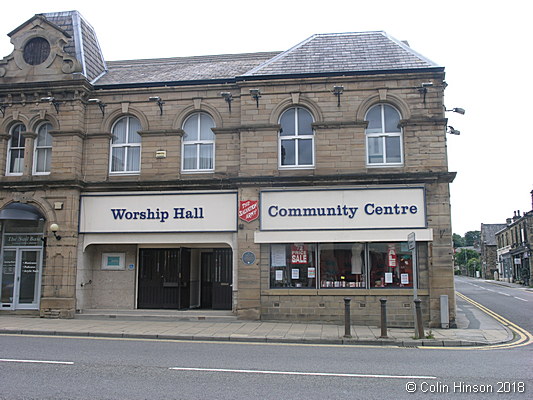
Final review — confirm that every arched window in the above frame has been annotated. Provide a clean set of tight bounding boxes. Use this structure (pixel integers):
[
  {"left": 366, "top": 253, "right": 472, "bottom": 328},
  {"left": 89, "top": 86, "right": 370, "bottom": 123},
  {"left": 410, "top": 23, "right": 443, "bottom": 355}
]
[
  {"left": 110, "top": 116, "right": 141, "bottom": 174},
  {"left": 365, "top": 104, "right": 403, "bottom": 166},
  {"left": 6, "top": 123, "right": 26, "bottom": 175},
  {"left": 33, "top": 122, "right": 53, "bottom": 174},
  {"left": 279, "top": 107, "right": 314, "bottom": 168},
  {"left": 182, "top": 112, "right": 215, "bottom": 172}
]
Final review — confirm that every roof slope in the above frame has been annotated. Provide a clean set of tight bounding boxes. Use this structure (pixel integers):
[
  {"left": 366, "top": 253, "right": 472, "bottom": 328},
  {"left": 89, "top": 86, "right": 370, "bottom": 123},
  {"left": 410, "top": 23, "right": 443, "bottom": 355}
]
[
  {"left": 244, "top": 32, "right": 441, "bottom": 78},
  {"left": 94, "top": 52, "right": 280, "bottom": 86},
  {"left": 481, "top": 223, "right": 507, "bottom": 245},
  {"left": 93, "top": 31, "right": 441, "bottom": 87},
  {"left": 42, "top": 11, "right": 107, "bottom": 82}
]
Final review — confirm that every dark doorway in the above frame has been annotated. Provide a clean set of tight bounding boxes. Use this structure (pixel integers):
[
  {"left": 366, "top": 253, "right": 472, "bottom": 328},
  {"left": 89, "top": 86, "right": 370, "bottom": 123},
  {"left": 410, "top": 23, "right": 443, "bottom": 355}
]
[
  {"left": 200, "top": 248, "right": 232, "bottom": 310},
  {"left": 138, "top": 248, "right": 190, "bottom": 309},
  {"left": 138, "top": 247, "right": 231, "bottom": 310},
  {"left": 212, "top": 248, "right": 232, "bottom": 310}
]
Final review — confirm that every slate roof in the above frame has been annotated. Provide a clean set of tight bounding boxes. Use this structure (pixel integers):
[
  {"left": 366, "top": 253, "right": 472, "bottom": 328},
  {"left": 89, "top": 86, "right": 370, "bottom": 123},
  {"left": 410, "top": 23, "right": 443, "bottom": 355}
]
[
  {"left": 244, "top": 32, "right": 441, "bottom": 78},
  {"left": 94, "top": 52, "right": 280, "bottom": 87},
  {"left": 481, "top": 224, "right": 507, "bottom": 246},
  {"left": 93, "top": 30, "right": 442, "bottom": 88},
  {"left": 42, "top": 11, "right": 107, "bottom": 83}
]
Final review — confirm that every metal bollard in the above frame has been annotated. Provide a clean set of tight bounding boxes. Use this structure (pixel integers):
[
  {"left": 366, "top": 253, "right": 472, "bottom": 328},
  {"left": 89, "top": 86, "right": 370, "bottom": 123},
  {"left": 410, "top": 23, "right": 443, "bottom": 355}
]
[
  {"left": 343, "top": 297, "right": 352, "bottom": 338},
  {"left": 379, "top": 298, "right": 388, "bottom": 338},
  {"left": 414, "top": 298, "right": 424, "bottom": 339}
]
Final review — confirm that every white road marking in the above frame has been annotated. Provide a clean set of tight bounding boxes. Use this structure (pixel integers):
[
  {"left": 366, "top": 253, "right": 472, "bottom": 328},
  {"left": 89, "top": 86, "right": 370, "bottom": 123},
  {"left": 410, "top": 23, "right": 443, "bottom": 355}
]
[
  {"left": 169, "top": 367, "right": 437, "bottom": 380},
  {"left": 497, "top": 292, "right": 511, "bottom": 296},
  {"left": 514, "top": 297, "right": 528, "bottom": 302},
  {"left": 0, "top": 358, "right": 73, "bottom": 365}
]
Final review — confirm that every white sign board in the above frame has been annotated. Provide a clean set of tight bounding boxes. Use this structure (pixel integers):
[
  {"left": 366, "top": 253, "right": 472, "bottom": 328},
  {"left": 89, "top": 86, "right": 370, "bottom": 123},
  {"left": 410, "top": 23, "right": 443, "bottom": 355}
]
[
  {"left": 79, "top": 192, "right": 237, "bottom": 233},
  {"left": 260, "top": 187, "right": 426, "bottom": 231}
]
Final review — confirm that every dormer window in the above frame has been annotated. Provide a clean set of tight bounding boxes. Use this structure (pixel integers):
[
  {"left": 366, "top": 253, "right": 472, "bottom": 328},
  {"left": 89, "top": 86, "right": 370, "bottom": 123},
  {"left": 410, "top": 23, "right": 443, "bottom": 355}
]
[{"left": 23, "top": 37, "right": 51, "bottom": 66}]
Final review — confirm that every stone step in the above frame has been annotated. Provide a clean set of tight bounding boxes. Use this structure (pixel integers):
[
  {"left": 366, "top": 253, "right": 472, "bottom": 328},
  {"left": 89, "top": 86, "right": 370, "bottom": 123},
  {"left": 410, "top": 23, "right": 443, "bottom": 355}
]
[{"left": 76, "top": 308, "right": 238, "bottom": 322}]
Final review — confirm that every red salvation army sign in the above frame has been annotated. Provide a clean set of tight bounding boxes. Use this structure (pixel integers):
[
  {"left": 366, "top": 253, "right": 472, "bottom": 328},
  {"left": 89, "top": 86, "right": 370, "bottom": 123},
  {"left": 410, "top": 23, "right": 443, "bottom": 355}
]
[{"left": 239, "top": 200, "right": 259, "bottom": 223}]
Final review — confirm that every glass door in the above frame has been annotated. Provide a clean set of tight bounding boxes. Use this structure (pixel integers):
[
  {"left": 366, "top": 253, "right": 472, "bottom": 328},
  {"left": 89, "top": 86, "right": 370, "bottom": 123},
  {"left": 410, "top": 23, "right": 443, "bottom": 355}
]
[
  {"left": 0, "top": 250, "right": 16, "bottom": 307},
  {"left": 0, "top": 248, "right": 42, "bottom": 310}
]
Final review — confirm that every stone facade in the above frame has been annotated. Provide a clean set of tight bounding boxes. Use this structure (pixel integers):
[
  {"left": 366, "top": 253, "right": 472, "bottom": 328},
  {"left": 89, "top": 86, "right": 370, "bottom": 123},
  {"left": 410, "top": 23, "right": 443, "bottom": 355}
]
[
  {"left": 0, "top": 11, "right": 456, "bottom": 327},
  {"left": 496, "top": 200, "right": 533, "bottom": 285}
]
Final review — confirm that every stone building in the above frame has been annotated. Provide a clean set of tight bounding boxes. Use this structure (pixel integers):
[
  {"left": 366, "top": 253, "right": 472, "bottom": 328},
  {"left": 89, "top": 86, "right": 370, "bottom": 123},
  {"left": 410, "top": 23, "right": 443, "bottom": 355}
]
[
  {"left": 496, "top": 193, "right": 533, "bottom": 285},
  {"left": 0, "top": 11, "right": 456, "bottom": 327},
  {"left": 480, "top": 223, "right": 506, "bottom": 279}
]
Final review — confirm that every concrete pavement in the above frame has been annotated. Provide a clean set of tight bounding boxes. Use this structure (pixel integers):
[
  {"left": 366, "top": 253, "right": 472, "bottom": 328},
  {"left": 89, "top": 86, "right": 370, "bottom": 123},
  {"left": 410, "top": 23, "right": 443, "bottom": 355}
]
[{"left": 0, "top": 292, "right": 514, "bottom": 347}]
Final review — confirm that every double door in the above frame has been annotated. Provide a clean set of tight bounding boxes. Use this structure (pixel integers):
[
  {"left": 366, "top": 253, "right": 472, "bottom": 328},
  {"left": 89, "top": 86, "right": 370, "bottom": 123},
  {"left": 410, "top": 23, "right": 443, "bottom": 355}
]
[
  {"left": 138, "top": 248, "right": 232, "bottom": 310},
  {"left": 0, "top": 248, "right": 42, "bottom": 310},
  {"left": 138, "top": 248, "right": 190, "bottom": 309}
]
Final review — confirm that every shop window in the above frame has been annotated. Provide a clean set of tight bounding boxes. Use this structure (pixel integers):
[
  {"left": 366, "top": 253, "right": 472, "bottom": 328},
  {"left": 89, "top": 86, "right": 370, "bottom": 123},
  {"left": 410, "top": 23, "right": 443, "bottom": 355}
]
[
  {"left": 182, "top": 112, "right": 215, "bottom": 172},
  {"left": 33, "top": 122, "right": 53, "bottom": 175},
  {"left": 110, "top": 116, "right": 141, "bottom": 174},
  {"left": 319, "top": 243, "right": 366, "bottom": 288},
  {"left": 6, "top": 123, "right": 26, "bottom": 175},
  {"left": 270, "top": 244, "right": 316, "bottom": 288},
  {"left": 279, "top": 107, "right": 314, "bottom": 168},
  {"left": 269, "top": 242, "right": 415, "bottom": 289},
  {"left": 368, "top": 242, "right": 413, "bottom": 288},
  {"left": 365, "top": 104, "right": 403, "bottom": 166}
]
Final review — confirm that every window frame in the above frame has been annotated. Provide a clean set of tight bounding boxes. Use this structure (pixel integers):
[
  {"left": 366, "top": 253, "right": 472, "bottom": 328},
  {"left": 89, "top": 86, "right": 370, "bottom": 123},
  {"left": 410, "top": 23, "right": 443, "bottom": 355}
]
[
  {"left": 6, "top": 123, "right": 26, "bottom": 176},
  {"left": 269, "top": 241, "right": 416, "bottom": 289},
  {"left": 364, "top": 103, "right": 403, "bottom": 167},
  {"left": 181, "top": 112, "right": 215, "bottom": 173},
  {"left": 278, "top": 106, "right": 315, "bottom": 169},
  {"left": 32, "top": 122, "right": 53, "bottom": 175},
  {"left": 109, "top": 115, "right": 142, "bottom": 175}
]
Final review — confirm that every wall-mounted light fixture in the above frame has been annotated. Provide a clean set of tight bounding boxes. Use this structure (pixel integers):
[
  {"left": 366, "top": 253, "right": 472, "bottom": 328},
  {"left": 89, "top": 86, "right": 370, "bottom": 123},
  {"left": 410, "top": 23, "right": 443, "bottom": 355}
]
[
  {"left": 220, "top": 92, "right": 233, "bottom": 112},
  {"left": 332, "top": 86, "right": 344, "bottom": 107},
  {"left": 41, "top": 97, "right": 61, "bottom": 114},
  {"left": 50, "top": 223, "right": 62, "bottom": 240},
  {"left": 88, "top": 98, "right": 107, "bottom": 116},
  {"left": 149, "top": 96, "right": 165, "bottom": 115},
  {"left": 445, "top": 106, "right": 464, "bottom": 135},
  {"left": 447, "top": 126, "right": 460, "bottom": 135},
  {"left": 249, "top": 89, "right": 261, "bottom": 108},
  {"left": 445, "top": 107, "right": 465, "bottom": 115},
  {"left": 417, "top": 82, "right": 433, "bottom": 104},
  {"left": 0, "top": 104, "right": 9, "bottom": 117}
]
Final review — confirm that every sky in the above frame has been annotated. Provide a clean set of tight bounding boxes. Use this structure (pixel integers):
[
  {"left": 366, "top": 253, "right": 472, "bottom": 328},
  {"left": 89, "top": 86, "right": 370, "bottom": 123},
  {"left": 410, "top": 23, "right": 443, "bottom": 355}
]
[{"left": 1, "top": 0, "right": 531, "bottom": 236}]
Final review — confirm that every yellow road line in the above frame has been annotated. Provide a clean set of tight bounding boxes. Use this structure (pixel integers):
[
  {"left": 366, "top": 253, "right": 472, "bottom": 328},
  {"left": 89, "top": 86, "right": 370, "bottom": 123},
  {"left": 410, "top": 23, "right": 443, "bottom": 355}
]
[{"left": 423, "top": 292, "right": 533, "bottom": 350}]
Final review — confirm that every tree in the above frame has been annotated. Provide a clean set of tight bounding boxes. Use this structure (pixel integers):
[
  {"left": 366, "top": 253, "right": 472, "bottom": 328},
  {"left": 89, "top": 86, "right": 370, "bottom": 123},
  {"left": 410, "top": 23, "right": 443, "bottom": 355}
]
[
  {"left": 454, "top": 248, "right": 480, "bottom": 277},
  {"left": 464, "top": 230, "right": 481, "bottom": 247},
  {"left": 452, "top": 233, "right": 465, "bottom": 248}
]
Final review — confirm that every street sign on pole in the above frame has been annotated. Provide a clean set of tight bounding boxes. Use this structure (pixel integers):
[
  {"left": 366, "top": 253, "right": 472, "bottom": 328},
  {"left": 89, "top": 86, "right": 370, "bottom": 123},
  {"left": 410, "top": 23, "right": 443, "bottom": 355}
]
[
  {"left": 408, "top": 232, "right": 416, "bottom": 250},
  {"left": 408, "top": 232, "right": 420, "bottom": 338}
]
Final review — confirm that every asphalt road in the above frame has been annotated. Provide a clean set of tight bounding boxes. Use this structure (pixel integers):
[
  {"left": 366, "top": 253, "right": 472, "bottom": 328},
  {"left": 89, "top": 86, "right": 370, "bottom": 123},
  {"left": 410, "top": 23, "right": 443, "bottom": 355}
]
[
  {"left": 1, "top": 331, "right": 532, "bottom": 400},
  {"left": 455, "top": 276, "right": 533, "bottom": 334}
]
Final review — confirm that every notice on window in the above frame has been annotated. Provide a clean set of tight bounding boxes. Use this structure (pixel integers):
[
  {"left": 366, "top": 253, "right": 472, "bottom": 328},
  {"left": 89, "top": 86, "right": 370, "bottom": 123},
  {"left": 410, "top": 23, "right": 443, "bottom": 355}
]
[
  {"left": 271, "top": 244, "right": 287, "bottom": 267},
  {"left": 308, "top": 267, "right": 316, "bottom": 278},
  {"left": 385, "top": 272, "right": 393, "bottom": 284},
  {"left": 291, "top": 244, "right": 308, "bottom": 264},
  {"left": 275, "top": 270, "right": 284, "bottom": 281},
  {"left": 291, "top": 268, "right": 300, "bottom": 279},
  {"left": 401, "top": 273, "right": 409, "bottom": 285}
]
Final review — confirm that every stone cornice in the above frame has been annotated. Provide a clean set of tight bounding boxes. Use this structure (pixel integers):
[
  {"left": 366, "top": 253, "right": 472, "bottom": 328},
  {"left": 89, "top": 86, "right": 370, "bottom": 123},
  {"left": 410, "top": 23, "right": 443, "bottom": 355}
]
[
  {"left": 85, "top": 132, "right": 113, "bottom": 139},
  {"left": 313, "top": 121, "right": 367, "bottom": 129},
  {"left": 400, "top": 117, "right": 447, "bottom": 127},
  {"left": 2, "top": 171, "right": 456, "bottom": 192},
  {"left": 138, "top": 129, "right": 183, "bottom": 137},
  {"left": 49, "top": 130, "right": 85, "bottom": 139},
  {"left": 238, "top": 124, "right": 280, "bottom": 132}
]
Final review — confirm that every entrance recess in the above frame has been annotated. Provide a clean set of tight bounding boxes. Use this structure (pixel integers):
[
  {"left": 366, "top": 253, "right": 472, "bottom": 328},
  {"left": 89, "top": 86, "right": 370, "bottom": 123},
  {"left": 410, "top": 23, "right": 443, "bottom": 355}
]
[
  {"left": 0, "top": 237, "right": 43, "bottom": 310},
  {"left": 138, "top": 247, "right": 232, "bottom": 310},
  {"left": 0, "top": 203, "right": 45, "bottom": 311},
  {"left": 138, "top": 248, "right": 190, "bottom": 309}
]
